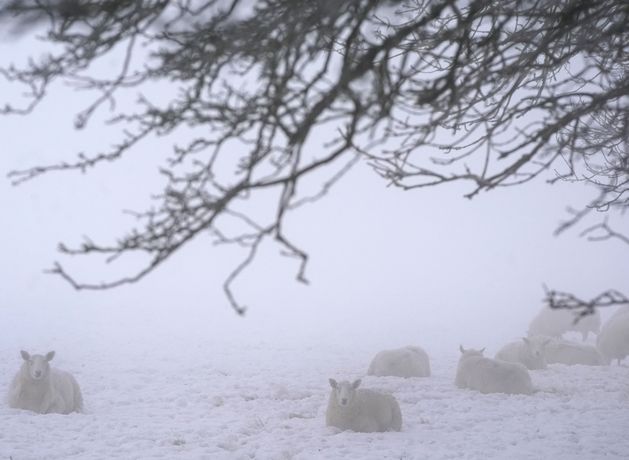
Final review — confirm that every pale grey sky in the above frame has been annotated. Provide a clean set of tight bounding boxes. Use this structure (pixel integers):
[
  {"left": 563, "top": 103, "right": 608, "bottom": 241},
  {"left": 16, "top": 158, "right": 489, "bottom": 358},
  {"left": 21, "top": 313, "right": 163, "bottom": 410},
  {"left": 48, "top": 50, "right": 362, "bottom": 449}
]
[{"left": 1, "top": 31, "right": 627, "bottom": 355}]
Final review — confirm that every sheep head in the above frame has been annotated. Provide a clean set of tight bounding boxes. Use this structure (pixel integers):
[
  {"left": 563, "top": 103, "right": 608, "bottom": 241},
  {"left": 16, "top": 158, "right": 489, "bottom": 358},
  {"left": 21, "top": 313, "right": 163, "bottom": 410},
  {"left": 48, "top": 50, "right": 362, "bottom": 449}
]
[
  {"left": 459, "top": 345, "right": 485, "bottom": 356},
  {"left": 522, "top": 337, "right": 547, "bottom": 358},
  {"left": 329, "top": 378, "right": 361, "bottom": 407},
  {"left": 21, "top": 350, "right": 54, "bottom": 381}
]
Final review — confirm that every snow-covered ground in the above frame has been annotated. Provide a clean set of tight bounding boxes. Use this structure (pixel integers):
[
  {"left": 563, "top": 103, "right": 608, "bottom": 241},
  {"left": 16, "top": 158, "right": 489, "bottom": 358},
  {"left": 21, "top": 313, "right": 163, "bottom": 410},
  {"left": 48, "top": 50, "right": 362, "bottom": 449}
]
[
  {"left": 2, "top": 15, "right": 629, "bottom": 460},
  {"left": 2, "top": 308, "right": 628, "bottom": 460}
]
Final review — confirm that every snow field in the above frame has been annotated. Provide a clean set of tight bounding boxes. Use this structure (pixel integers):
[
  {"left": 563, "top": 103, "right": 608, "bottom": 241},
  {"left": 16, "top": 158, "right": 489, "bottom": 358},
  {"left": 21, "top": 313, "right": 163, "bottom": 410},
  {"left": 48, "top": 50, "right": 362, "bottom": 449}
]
[{"left": 2, "top": 338, "right": 629, "bottom": 459}]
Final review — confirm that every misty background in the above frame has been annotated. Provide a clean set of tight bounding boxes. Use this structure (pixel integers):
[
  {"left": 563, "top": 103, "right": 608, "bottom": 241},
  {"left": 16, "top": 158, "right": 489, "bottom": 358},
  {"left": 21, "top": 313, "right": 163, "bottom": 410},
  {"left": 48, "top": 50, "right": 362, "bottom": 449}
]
[{"left": 1, "top": 32, "right": 627, "bottom": 358}]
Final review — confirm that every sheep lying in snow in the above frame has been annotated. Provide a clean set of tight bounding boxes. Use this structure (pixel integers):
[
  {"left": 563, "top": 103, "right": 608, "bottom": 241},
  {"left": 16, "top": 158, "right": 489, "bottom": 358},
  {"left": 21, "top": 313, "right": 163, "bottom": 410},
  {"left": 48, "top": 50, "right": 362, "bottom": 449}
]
[
  {"left": 7, "top": 351, "right": 83, "bottom": 414},
  {"left": 528, "top": 307, "right": 601, "bottom": 341},
  {"left": 326, "top": 379, "right": 402, "bottom": 432},
  {"left": 610, "top": 305, "right": 629, "bottom": 320},
  {"left": 367, "top": 346, "right": 431, "bottom": 377},
  {"left": 495, "top": 337, "right": 550, "bottom": 370},
  {"left": 597, "top": 313, "right": 629, "bottom": 365},
  {"left": 530, "top": 337, "right": 605, "bottom": 366},
  {"left": 455, "top": 346, "right": 534, "bottom": 395}
]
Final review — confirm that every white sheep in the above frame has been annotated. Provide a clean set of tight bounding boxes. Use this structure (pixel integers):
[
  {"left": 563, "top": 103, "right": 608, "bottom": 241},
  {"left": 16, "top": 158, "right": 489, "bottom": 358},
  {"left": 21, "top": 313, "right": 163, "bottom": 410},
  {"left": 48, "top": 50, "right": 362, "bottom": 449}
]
[
  {"left": 495, "top": 337, "right": 550, "bottom": 370},
  {"left": 528, "top": 307, "right": 601, "bottom": 341},
  {"left": 532, "top": 337, "right": 606, "bottom": 366},
  {"left": 455, "top": 346, "right": 534, "bottom": 395},
  {"left": 7, "top": 350, "right": 83, "bottom": 414},
  {"left": 610, "top": 305, "right": 629, "bottom": 320},
  {"left": 367, "top": 346, "right": 431, "bottom": 378},
  {"left": 597, "top": 313, "right": 629, "bottom": 365},
  {"left": 326, "top": 379, "right": 402, "bottom": 432}
]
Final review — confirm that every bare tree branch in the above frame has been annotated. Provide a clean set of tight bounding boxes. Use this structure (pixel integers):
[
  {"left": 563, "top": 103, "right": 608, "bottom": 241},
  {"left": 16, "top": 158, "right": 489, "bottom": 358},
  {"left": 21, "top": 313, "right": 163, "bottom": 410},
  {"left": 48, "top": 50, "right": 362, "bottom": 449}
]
[
  {"left": 580, "top": 218, "right": 629, "bottom": 246},
  {"left": 545, "top": 287, "right": 629, "bottom": 320},
  {"left": 1, "top": 0, "right": 627, "bottom": 312}
]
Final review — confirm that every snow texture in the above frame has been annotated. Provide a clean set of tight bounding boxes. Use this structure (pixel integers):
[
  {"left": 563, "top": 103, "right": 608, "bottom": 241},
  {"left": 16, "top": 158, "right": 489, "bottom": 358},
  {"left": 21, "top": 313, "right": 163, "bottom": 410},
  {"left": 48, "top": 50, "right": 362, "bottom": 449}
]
[{"left": 2, "top": 330, "right": 629, "bottom": 459}]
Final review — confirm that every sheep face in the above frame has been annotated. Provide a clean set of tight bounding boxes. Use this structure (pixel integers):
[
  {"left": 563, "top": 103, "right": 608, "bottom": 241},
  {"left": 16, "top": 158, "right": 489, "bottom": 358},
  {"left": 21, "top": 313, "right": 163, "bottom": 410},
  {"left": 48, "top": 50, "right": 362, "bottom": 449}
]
[
  {"left": 329, "top": 379, "right": 361, "bottom": 407},
  {"left": 21, "top": 350, "right": 55, "bottom": 381},
  {"left": 522, "top": 337, "right": 547, "bottom": 359}
]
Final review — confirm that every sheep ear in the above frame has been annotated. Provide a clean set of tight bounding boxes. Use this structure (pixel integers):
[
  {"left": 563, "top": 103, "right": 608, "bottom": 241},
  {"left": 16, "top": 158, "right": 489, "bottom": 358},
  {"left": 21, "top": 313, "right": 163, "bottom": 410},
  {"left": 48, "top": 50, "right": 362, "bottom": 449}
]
[
  {"left": 352, "top": 379, "right": 362, "bottom": 389},
  {"left": 542, "top": 339, "right": 551, "bottom": 347},
  {"left": 480, "top": 348, "right": 486, "bottom": 354},
  {"left": 522, "top": 337, "right": 530, "bottom": 345},
  {"left": 329, "top": 378, "right": 338, "bottom": 389},
  {"left": 20, "top": 350, "right": 30, "bottom": 361},
  {"left": 45, "top": 351, "right": 55, "bottom": 362},
  {"left": 459, "top": 345, "right": 465, "bottom": 354}
]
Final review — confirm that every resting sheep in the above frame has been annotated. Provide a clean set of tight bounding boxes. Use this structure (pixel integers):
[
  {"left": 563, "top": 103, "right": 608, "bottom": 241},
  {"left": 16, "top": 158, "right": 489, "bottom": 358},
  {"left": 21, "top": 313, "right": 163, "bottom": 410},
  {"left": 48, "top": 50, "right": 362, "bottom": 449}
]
[
  {"left": 528, "top": 307, "right": 600, "bottom": 341},
  {"left": 610, "top": 305, "right": 629, "bottom": 320},
  {"left": 455, "top": 346, "right": 534, "bottom": 395},
  {"left": 326, "top": 379, "right": 402, "bottom": 432},
  {"left": 531, "top": 337, "right": 605, "bottom": 366},
  {"left": 7, "top": 350, "right": 83, "bottom": 414},
  {"left": 367, "top": 346, "right": 431, "bottom": 377},
  {"left": 597, "top": 313, "right": 629, "bottom": 365},
  {"left": 495, "top": 337, "right": 549, "bottom": 370}
]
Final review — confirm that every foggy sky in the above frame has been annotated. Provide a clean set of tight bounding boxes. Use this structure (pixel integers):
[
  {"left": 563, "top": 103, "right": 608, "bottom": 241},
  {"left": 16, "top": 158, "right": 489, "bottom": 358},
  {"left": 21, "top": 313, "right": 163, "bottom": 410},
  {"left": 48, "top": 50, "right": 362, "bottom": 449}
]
[{"left": 1, "top": 32, "right": 627, "bottom": 357}]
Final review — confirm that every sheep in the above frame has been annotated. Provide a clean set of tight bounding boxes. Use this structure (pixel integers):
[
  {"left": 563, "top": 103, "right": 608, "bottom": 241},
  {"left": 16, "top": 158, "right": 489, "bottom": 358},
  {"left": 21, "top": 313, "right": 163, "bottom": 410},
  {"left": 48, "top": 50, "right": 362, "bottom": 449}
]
[
  {"left": 597, "top": 312, "right": 629, "bottom": 365},
  {"left": 326, "top": 379, "right": 402, "bottom": 432},
  {"left": 531, "top": 337, "right": 606, "bottom": 366},
  {"left": 455, "top": 346, "right": 534, "bottom": 395},
  {"left": 367, "top": 346, "right": 431, "bottom": 378},
  {"left": 610, "top": 305, "right": 629, "bottom": 320},
  {"left": 528, "top": 307, "right": 601, "bottom": 341},
  {"left": 495, "top": 337, "right": 550, "bottom": 370},
  {"left": 7, "top": 350, "right": 83, "bottom": 414}
]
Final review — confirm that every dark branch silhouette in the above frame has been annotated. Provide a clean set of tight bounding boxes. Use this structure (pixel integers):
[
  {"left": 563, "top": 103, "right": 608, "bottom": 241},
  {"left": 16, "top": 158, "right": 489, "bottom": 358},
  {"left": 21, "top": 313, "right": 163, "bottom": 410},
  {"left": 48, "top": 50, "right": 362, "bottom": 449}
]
[
  {"left": 545, "top": 288, "right": 629, "bottom": 321},
  {"left": 1, "top": 0, "right": 627, "bottom": 313}
]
